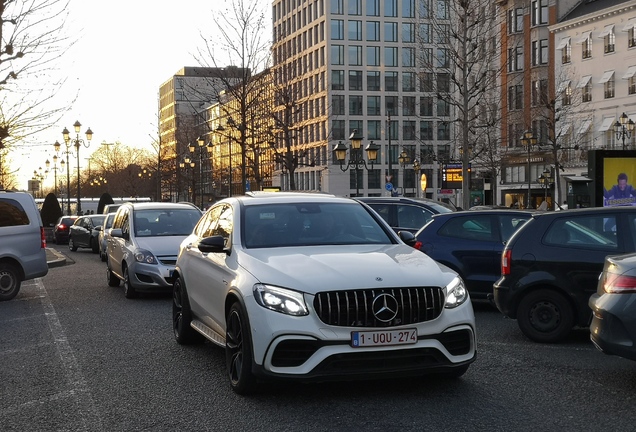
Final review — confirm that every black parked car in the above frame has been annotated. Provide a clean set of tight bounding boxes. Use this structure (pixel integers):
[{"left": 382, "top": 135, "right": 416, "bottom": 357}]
[
  {"left": 355, "top": 197, "right": 456, "bottom": 234},
  {"left": 53, "top": 216, "right": 78, "bottom": 244},
  {"left": 589, "top": 252, "right": 636, "bottom": 361},
  {"left": 412, "top": 210, "right": 533, "bottom": 299},
  {"left": 494, "top": 207, "right": 636, "bottom": 343},
  {"left": 68, "top": 214, "right": 106, "bottom": 253}
]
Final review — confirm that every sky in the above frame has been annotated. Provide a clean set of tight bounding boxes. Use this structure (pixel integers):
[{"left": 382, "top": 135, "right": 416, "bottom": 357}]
[{"left": 14, "top": 0, "right": 269, "bottom": 190}]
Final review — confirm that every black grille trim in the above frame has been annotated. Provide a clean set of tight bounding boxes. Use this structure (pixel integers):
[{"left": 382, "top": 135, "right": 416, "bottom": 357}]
[{"left": 313, "top": 287, "right": 444, "bottom": 327}]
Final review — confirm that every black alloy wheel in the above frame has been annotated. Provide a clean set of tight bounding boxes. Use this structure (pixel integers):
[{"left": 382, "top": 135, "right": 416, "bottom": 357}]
[
  {"left": 226, "top": 302, "right": 255, "bottom": 395},
  {"left": 172, "top": 277, "right": 204, "bottom": 344},
  {"left": 517, "top": 289, "right": 575, "bottom": 343},
  {"left": 123, "top": 266, "right": 138, "bottom": 299}
]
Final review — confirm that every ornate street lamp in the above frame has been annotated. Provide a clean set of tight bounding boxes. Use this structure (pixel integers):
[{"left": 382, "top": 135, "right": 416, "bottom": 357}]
[
  {"left": 398, "top": 150, "right": 410, "bottom": 196},
  {"left": 413, "top": 158, "right": 421, "bottom": 198},
  {"left": 61, "top": 121, "right": 93, "bottom": 215},
  {"left": 333, "top": 130, "right": 379, "bottom": 197},
  {"left": 538, "top": 167, "right": 551, "bottom": 205},
  {"left": 520, "top": 129, "right": 538, "bottom": 209},
  {"left": 614, "top": 112, "right": 635, "bottom": 150}
]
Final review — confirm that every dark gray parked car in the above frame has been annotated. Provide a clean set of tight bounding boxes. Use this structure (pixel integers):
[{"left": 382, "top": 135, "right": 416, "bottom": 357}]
[{"left": 69, "top": 214, "right": 106, "bottom": 253}]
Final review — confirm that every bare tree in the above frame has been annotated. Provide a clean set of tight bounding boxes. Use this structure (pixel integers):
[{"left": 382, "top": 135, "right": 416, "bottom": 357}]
[
  {"left": 0, "top": 0, "right": 75, "bottom": 161},
  {"left": 416, "top": 0, "right": 505, "bottom": 209}
]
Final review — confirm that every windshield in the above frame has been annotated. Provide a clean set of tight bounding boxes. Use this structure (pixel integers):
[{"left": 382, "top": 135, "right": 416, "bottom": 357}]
[
  {"left": 243, "top": 202, "right": 395, "bottom": 248},
  {"left": 134, "top": 209, "right": 201, "bottom": 237}
]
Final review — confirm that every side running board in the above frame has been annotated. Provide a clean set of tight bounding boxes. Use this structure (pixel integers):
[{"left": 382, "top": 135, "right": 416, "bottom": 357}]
[{"left": 190, "top": 319, "right": 225, "bottom": 347}]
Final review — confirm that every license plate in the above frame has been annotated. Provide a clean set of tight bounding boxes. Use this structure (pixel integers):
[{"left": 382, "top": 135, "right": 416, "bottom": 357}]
[{"left": 351, "top": 328, "right": 417, "bottom": 348}]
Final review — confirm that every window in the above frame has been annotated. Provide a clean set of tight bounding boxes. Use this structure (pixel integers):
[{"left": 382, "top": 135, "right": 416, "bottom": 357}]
[
  {"left": 580, "top": 32, "right": 592, "bottom": 59},
  {"left": 385, "top": 47, "right": 398, "bottom": 67},
  {"left": 403, "top": 72, "right": 416, "bottom": 92},
  {"left": 367, "top": 96, "right": 381, "bottom": 115},
  {"left": 349, "top": 120, "right": 363, "bottom": 137},
  {"left": 561, "top": 81, "right": 572, "bottom": 106},
  {"left": 368, "top": 120, "right": 382, "bottom": 140},
  {"left": 420, "top": 121, "right": 433, "bottom": 140},
  {"left": 420, "top": 97, "right": 433, "bottom": 116},
  {"left": 435, "top": 25, "right": 450, "bottom": 44},
  {"left": 438, "top": 215, "right": 495, "bottom": 242},
  {"left": 349, "top": 70, "right": 362, "bottom": 90},
  {"left": 625, "top": 67, "right": 636, "bottom": 95},
  {"left": 437, "top": 0, "right": 449, "bottom": 19},
  {"left": 437, "top": 99, "right": 450, "bottom": 116},
  {"left": 386, "top": 96, "right": 399, "bottom": 115},
  {"left": 385, "top": 72, "right": 398, "bottom": 91},
  {"left": 437, "top": 48, "right": 449, "bottom": 68},
  {"left": 349, "top": 95, "right": 363, "bottom": 115},
  {"left": 348, "top": 45, "right": 362, "bottom": 65},
  {"left": 600, "top": 71, "right": 615, "bottom": 99},
  {"left": 331, "top": 19, "right": 344, "bottom": 39},
  {"left": 403, "top": 121, "right": 416, "bottom": 140},
  {"left": 508, "top": 8, "right": 523, "bottom": 34},
  {"left": 531, "top": 79, "right": 548, "bottom": 106},
  {"left": 348, "top": 20, "right": 362, "bottom": 40},
  {"left": 437, "top": 122, "right": 450, "bottom": 140},
  {"left": 366, "top": 0, "right": 380, "bottom": 16},
  {"left": 600, "top": 25, "right": 615, "bottom": 53},
  {"left": 368, "top": 169, "right": 381, "bottom": 189},
  {"left": 330, "top": 0, "right": 343, "bottom": 15},
  {"left": 385, "top": 0, "right": 397, "bottom": 17},
  {"left": 331, "top": 70, "right": 344, "bottom": 89},
  {"left": 421, "top": 48, "right": 433, "bottom": 68},
  {"left": 581, "top": 77, "right": 592, "bottom": 103},
  {"left": 437, "top": 73, "right": 450, "bottom": 93},
  {"left": 331, "top": 45, "right": 344, "bottom": 64},
  {"left": 402, "top": 23, "right": 415, "bottom": 42},
  {"left": 402, "top": 0, "right": 415, "bottom": 18},
  {"left": 508, "top": 85, "right": 523, "bottom": 110},
  {"left": 419, "top": 23, "right": 431, "bottom": 43},
  {"left": 367, "top": 46, "right": 380, "bottom": 66},
  {"left": 384, "top": 22, "right": 398, "bottom": 42},
  {"left": 367, "top": 21, "right": 380, "bottom": 41},
  {"left": 557, "top": 37, "right": 571, "bottom": 64},
  {"left": 419, "top": 0, "right": 430, "bottom": 18},
  {"left": 628, "top": 23, "right": 636, "bottom": 48},
  {"left": 333, "top": 95, "right": 345, "bottom": 115},
  {"left": 532, "top": 39, "right": 548, "bottom": 65},
  {"left": 332, "top": 120, "right": 345, "bottom": 140},
  {"left": 348, "top": 0, "right": 361, "bottom": 15},
  {"left": 508, "top": 47, "right": 523, "bottom": 71},
  {"left": 544, "top": 216, "right": 618, "bottom": 251},
  {"left": 420, "top": 73, "right": 433, "bottom": 92},
  {"left": 403, "top": 47, "right": 415, "bottom": 67},
  {"left": 403, "top": 97, "right": 416, "bottom": 116},
  {"left": 531, "top": 0, "right": 548, "bottom": 26},
  {"left": 367, "top": 71, "right": 380, "bottom": 91}
]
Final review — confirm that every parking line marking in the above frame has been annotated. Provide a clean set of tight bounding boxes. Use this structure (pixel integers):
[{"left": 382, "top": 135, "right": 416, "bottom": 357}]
[{"left": 36, "top": 278, "right": 104, "bottom": 431}]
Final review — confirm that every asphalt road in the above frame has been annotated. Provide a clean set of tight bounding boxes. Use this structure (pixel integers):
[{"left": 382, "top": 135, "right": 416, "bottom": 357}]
[{"left": 1, "top": 247, "right": 635, "bottom": 432}]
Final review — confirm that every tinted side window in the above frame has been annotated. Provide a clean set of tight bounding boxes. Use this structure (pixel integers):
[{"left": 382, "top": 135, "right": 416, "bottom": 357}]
[
  {"left": 438, "top": 215, "right": 495, "bottom": 241},
  {"left": 499, "top": 214, "right": 531, "bottom": 240},
  {"left": 213, "top": 205, "right": 233, "bottom": 243},
  {"left": 544, "top": 215, "right": 618, "bottom": 250},
  {"left": 396, "top": 204, "right": 433, "bottom": 229},
  {"left": 196, "top": 205, "right": 222, "bottom": 238},
  {"left": 0, "top": 199, "right": 29, "bottom": 227},
  {"left": 367, "top": 203, "right": 391, "bottom": 225}
]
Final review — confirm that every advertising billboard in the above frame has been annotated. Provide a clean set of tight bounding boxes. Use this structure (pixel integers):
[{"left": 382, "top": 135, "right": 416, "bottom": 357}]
[{"left": 588, "top": 150, "right": 636, "bottom": 207}]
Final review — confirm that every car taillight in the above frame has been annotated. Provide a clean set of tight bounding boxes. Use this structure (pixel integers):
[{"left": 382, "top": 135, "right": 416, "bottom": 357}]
[
  {"left": 413, "top": 240, "right": 422, "bottom": 250},
  {"left": 501, "top": 249, "right": 512, "bottom": 275},
  {"left": 603, "top": 274, "right": 636, "bottom": 293},
  {"left": 58, "top": 224, "right": 66, "bottom": 230},
  {"left": 40, "top": 227, "right": 47, "bottom": 249}
]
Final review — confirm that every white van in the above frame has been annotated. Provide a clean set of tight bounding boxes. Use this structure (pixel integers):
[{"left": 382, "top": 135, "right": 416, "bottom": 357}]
[{"left": 0, "top": 191, "right": 48, "bottom": 301}]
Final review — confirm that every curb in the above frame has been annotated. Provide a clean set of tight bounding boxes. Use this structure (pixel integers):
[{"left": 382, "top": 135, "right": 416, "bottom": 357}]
[{"left": 46, "top": 248, "right": 69, "bottom": 268}]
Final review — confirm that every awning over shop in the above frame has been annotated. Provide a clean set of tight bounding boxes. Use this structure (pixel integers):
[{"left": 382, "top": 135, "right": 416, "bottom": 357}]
[
  {"left": 598, "top": 117, "right": 616, "bottom": 132},
  {"left": 576, "top": 75, "right": 592, "bottom": 88},
  {"left": 598, "top": 25, "right": 614, "bottom": 38},
  {"left": 557, "top": 80, "right": 571, "bottom": 93},
  {"left": 577, "top": 31, "right": 591, "bottom": 43},
  {"left": 623, "top": 66, "right": 636, "bottom": 79},
  {"left": 556, "top": 37, "right": 571, "bottom": 50},
  {"left": 598, "top": 70, "right": 614, "bottom": 84}
]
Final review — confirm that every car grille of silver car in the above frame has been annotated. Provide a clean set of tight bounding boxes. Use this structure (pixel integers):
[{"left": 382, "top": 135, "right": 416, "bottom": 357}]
[
  {"left": 157, "top": 257, "right": 177, "bottom": 265},
  {"left": 313, "top": 287, "right": 444, "bottom": 327}
]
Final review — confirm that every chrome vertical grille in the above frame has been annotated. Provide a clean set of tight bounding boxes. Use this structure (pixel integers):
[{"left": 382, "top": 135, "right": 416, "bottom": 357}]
[{"left": 313, "top": 287, "right": 444, "bottom": 328}]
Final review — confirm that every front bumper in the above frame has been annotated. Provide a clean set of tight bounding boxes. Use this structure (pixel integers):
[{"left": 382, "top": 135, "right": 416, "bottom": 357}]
[{"left": 128, "top": 261, "right": 175, "bottom": 292}]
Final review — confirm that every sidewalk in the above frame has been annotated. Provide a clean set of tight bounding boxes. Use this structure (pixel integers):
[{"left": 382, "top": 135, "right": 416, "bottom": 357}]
[{"left": 46, "top": 247, "right": 68, "bottom": 268}]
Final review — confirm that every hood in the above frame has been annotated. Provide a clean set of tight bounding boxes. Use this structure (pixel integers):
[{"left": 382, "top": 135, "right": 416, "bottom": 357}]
[
  {"left": 236, "top": 244, "right": 457, "bottom": 294},
  {"left": 135, "top": 236, "right": 188, "bottom": 257}
]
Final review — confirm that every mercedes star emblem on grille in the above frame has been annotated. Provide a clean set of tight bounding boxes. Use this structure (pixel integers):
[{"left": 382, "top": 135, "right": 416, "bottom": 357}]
[{"left": 372, "top": 293, "right": 399, "bottom": 322}]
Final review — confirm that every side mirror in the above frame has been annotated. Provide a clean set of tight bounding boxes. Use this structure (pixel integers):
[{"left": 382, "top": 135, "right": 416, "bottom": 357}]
[
  {"left": 397, "top": 230, "right": 417, "bottom": 247},
  {"left": 198, "top": 235, "right": 228, "bottom": 254}
]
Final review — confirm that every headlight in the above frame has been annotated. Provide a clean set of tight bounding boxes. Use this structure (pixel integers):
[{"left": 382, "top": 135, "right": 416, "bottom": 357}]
[
  {"left": 134, "top": 249, "right": 157, "bottom": 264},
  {"left": 253, "top": 284, "right": 309, "bottom": 316},
  {"left": 444, "top": 276, "right": 469, "bottom": 308}
]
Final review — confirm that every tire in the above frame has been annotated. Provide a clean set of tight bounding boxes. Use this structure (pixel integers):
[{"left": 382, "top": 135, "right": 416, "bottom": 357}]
[
  {"left": 517, "top": 289, "right": 574, "bottom": 343},
  {"left": 0, "top": 262, "right": 21, "bottom": 301},
  {"left": 68, "top": 237, "right": 78, "bottom": 251},
  {"left": 107, "top": 264, "right": 120, "bottom": 287},
  {"left": 123, "top": 266, "right": 138, "bottom": 299},
  {"left": 172, "top": 277, "right": 204, "bottom": 344},
  {"left": 226, "top": 302, "right": 256, "bottom": 395},
  {"left": 100, "top": 251, "right": 107, "bottom": 262},
  {"left": 91, "top": 239, "right": 99, "bottom": 254}
]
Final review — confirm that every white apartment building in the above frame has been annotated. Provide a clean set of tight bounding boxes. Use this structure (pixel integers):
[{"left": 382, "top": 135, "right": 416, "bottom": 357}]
[
  {"left": 550, "top": 0, "right": 636, "bottom": 202},
  {"left": 271, "top": 0, "right": 456, "bottom": 199}
]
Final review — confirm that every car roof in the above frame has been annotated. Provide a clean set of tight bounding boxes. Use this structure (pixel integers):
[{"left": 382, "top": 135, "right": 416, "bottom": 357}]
[
  {"left": 122, "top": 202, "right": 200, "bottom": 211},
  {"left": 529, "top": 206, "right": 636, "bottom": 220},
  {"left": 228, "top": 192, "right": 350, "bottom": 206},
  {"left": 432, "top": 209, "right": 534, "bottom": 218},
  {"left": 355, "top": 196, "right": 457, "bottom": 211}
]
